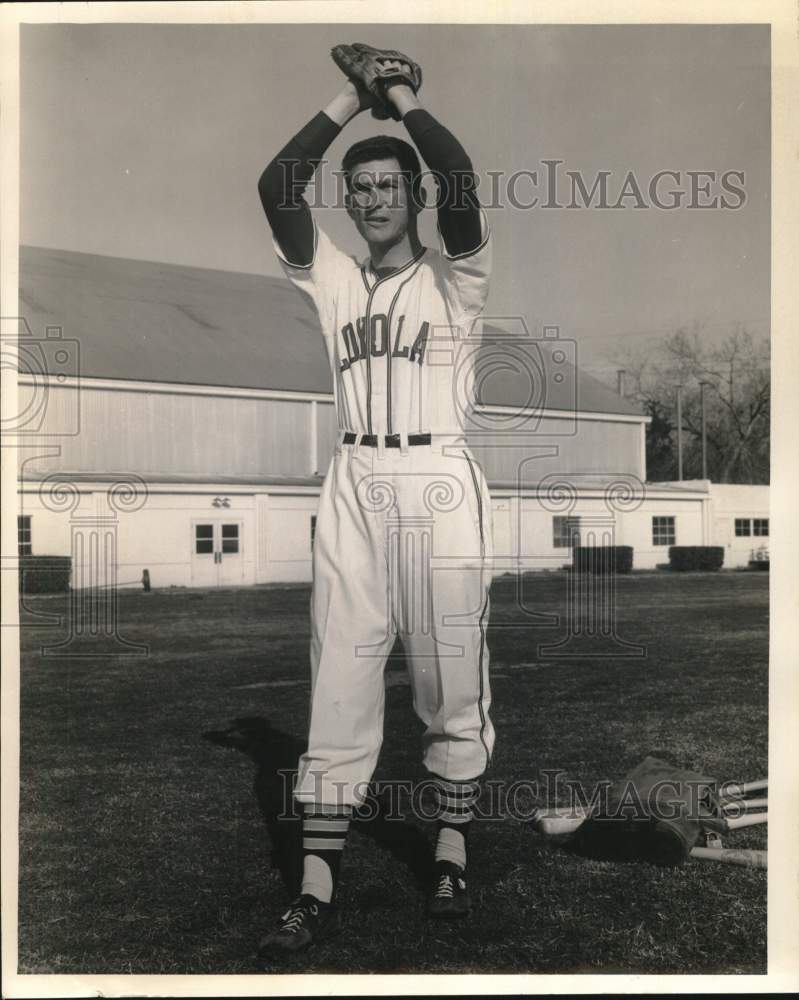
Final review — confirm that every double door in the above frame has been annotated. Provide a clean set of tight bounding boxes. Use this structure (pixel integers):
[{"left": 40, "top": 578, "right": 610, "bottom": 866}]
[{"left": 191, "top": 520, "right": 243, "bottom": 587}]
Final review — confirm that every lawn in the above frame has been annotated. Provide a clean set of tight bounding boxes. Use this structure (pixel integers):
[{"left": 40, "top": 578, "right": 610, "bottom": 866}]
[{"left": 16, "top": 571, "right": 768, "bottom": 975}]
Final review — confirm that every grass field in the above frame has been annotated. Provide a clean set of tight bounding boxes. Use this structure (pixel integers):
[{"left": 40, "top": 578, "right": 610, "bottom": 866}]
[{"left": 17, "top": 571, "right": 768, "bottom": 975}]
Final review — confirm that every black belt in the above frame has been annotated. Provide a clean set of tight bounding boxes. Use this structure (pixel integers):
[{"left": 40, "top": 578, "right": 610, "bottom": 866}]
[{"left": 342, "top": 432, "right": 432, "bottom": 448}]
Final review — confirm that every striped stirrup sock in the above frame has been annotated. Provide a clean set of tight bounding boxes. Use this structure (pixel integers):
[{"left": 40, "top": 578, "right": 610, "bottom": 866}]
[
  {"left": 300, "top": 803, "right": 351, "bottom": 904},
  {"left": 432, "top": 777, "right": 481, "bottom": 870}
]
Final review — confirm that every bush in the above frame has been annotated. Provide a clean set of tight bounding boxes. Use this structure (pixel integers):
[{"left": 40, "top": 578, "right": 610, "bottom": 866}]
[
  {"left": 573, "top": 546, "right": 633, "bottom": 574},
  {"left": 18, "top": 556, "right": 71, "bottom": 593},
  {"left": 668, "top": 546, "right": 724, "bottom": 572}
]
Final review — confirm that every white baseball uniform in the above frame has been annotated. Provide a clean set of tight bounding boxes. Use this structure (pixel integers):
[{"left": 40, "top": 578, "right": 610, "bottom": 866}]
[{"left": 274, "top": 215, "right": 495, "bottom": 807}]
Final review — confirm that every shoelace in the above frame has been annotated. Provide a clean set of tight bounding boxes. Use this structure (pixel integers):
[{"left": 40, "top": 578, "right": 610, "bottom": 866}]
[
  {"left": 435, "top": 874, "right": 455, "bottom": 898},
  {"left": 281, "top": 901, "right": 318, "bottom": 933}
]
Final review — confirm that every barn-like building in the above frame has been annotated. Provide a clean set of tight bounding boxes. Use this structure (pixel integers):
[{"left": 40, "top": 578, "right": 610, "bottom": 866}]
[{"left": 16, "top": 246, "right": 768, "bottom": 589}]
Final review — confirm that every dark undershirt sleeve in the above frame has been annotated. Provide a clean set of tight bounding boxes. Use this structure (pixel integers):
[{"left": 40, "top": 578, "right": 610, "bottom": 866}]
[
  {"left": 258, "top": 112, "right": 342, "bottom": 267},
  {"left": 402, "top": 108, "right": 483, "bottom": 258}
]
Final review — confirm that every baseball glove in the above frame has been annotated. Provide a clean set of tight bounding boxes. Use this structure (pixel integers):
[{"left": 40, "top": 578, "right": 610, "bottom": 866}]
[
  {"left": 573, "top": 755, "right": 721, "bottom": 866},
  {"left": 331, "top": 42, "right": 422, "bottom": 121}
]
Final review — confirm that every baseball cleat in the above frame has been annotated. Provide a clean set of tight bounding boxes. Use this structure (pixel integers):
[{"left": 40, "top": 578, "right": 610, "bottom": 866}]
[
  {"left": 428, "top": 861, "right": 470, "bottom": 918},
  {"left": 258, "top": 894, "right": 338, "bottom": 955}
]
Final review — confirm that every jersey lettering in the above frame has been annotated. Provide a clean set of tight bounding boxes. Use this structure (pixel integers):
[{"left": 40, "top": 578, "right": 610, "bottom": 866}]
[
  {"left": 391, "top": 315, "right": 409, "bottom": 358},
  {"left": 371, "top": 314, "right": 388, "bottom": 357},
  {"left": 340, "top": 323, "right": 359, "bottom": 371},
  {"left": 339, "top": 313, "right": 429, "bottom": 372},
  {"left": 355, "top": 317, "right": 368, "bottom": 359},
  {"left": 409, "top": 322, "right": 429, "bottom": 365}
]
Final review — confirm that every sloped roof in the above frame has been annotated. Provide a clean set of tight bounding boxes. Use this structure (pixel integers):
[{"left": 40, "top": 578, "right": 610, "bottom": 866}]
[{"left": 19, "top": 245, "right": 643, "bottom": 417}]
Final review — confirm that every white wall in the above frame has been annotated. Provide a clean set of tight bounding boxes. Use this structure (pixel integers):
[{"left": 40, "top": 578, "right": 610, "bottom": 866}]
[
  {"left": 17, "top": 381, "right": 335, "bottom": 482},
  {"left": 19, "top": 380, "right": 646, "bottom": 489},
  {"left": 18, "top": 480, "right": 766, "bottom": 588},
  {"left": 618, "top": 500, "right": 706, "bottom": 568},
  {"left": 650, "top": 481, "right": 770, "bottom": 569},
  {"left": 490, "top": 492, "right": 708, "bottom": 571},
  {"left": 17, "top": 486, "right": 317, "bottom": 589},
  {"left": 708, "top": 483, "right": 769, "bottom": 568},
  {"left": 260, "top": 495, "right": 318, "bottom": 583}
]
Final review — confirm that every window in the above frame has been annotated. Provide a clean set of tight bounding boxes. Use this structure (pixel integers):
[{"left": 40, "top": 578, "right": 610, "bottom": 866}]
[
  {"left": 195, "top": 524, "right": 214, "bottom": 555},
  {"left": 221, "top": 523, "right": 239, "bottom": 554},
  {"left": 553, "top": 516, "right": 581, "bottom": 548},
  {"left": 652, "top": 516, "right": 675, "bottom": 546},
  {"left": 18, "top": 515, "right": 32, "bottom": 556},
  {"left": 310, "top": 515, "right": 317, "bottom": 550},
  {"left": 735, "top": 518, "right": 751, "bottom": 537},
  {"left": 753, "top": 518, "right": 769, "bottom": 537}
]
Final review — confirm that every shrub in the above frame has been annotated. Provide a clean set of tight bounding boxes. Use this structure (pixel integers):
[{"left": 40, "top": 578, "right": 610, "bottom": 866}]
[
  {"left": 668, "top": 546, "right": 724, "bottom": 572},
  {"left": 18, "top": 556, "right": 71, "bottom": 593},
  {"left": 573, "top": 546, "right": 633, "bottom": 575}
]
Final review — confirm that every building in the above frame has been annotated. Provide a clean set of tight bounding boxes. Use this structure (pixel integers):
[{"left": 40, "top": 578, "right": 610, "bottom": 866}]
[{"left": 15, "top": 246, "right": 768, "bottom": 588}]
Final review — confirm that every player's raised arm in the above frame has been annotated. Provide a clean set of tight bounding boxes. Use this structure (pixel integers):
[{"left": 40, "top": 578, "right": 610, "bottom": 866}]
[
  {"left": 257, "top": 82, "right": 375, "bottom": 266},
  {"left": 393, "top": 92, "right": 483, "bottom": 258}
]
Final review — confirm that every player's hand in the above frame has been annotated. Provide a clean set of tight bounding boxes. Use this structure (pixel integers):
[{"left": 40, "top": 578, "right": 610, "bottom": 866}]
[
  {"left": 343, "top": 79, "right": 379, "bottom": 115},
  {"left": 383, "top": 73, "right": 422, "bottom": 117},
  {"left": 325, "top": 81, "right": 378, "bottom": 127}
]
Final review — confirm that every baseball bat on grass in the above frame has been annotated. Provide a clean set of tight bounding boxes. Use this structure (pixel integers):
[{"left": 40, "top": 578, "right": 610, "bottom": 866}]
[
  {"left": 720, "top": 797, "right": 768, "bottom": 813},
  {"left": 532, "top": 807, "right": 590, "bottom": 836},
  {"left": 720, "top": 778, "right": 767, "bottom": 798},
  {"left": 533, "top": 809, "right": 768, "bottom": 836},
  {"left": 689, "top": 847, "right": 767, "bottom": 869},
  {"left": 702, "top": 811, "right": 768, "bottom": 832}
]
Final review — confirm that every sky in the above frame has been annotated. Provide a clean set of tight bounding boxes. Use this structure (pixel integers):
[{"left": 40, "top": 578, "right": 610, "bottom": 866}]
[{"left": 20, "top": 22, "right": 770, "bottom": 378}]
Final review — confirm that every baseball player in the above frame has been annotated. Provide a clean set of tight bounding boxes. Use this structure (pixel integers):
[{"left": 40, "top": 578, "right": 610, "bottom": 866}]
[{"left": 257, "top": 44, "right": 495, "bottom": 955}]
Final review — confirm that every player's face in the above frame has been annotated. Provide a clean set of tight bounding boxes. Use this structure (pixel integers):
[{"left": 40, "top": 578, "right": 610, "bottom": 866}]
[{"left": 346, "top": 157, "right": 417, "bottom": 248}]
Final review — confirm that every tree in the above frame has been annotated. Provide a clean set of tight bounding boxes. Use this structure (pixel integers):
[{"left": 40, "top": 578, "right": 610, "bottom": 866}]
[
  {"left": 642, "top": 398, "right": 677, "bottom": 482},
  {"left": 610, "top": 327, "right": 770, "bottom": 484}
]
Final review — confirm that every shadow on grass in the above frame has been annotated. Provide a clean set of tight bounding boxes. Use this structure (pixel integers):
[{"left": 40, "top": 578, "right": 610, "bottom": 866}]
[
  {"left": 351, "top": 789, "right": 433, "bottom": 891},
  {"left": 203, "top": 717, "right": 304, "bottom": 894},
  {"left": 203, "top": 716, "right": 433, "bottom": 898}
]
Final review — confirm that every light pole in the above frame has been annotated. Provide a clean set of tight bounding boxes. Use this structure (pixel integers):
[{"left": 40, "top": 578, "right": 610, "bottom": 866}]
[
  {"left": 675, "top": 384, "right": 683, "bottom": 481},
  {"left": 699, "top": 381, "right": 709, "bottom": 480}
]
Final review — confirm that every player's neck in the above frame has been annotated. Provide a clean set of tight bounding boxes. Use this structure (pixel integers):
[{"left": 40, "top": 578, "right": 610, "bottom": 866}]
[{"left": 368, "top": 232, "right": 423, "bottom": 272}]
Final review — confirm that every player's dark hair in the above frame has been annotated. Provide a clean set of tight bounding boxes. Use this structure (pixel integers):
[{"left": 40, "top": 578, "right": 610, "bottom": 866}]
[{"left": 342, "top": 135, "right": 424, "bottom": 209}]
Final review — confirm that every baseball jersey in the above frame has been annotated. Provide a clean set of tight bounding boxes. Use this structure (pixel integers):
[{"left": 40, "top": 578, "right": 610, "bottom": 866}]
[{"left": 274, "top": 215, "right": 492, "bottom": 439}]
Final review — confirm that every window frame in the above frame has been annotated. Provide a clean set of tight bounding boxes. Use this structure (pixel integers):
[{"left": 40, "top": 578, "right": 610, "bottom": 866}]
[
  {"left": 552, "top": 515, "right": 581, "bottom": 549},
  {"left": 652, "top": 515, "right": 676, "bottom": 547},
  {"left": 195, "top": 523, "right": 214, "bottom": 555},
  {"left": 18, "top": 514, "right": 32, "bottom": 557},
  {"left": 221, "top": 523, "right": 240, "bottom": 554}
]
